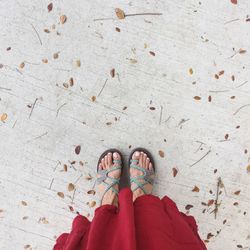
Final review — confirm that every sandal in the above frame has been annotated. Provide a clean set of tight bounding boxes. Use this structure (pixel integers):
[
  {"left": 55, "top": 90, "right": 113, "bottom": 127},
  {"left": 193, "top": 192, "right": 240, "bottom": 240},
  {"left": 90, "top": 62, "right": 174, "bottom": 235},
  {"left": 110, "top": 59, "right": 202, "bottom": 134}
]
[
  {"left": 129, "top": 148, "right": 155, "bottom": 195},
  {"left": 96, "top": 149, "right": 123, "bottom": 204}
]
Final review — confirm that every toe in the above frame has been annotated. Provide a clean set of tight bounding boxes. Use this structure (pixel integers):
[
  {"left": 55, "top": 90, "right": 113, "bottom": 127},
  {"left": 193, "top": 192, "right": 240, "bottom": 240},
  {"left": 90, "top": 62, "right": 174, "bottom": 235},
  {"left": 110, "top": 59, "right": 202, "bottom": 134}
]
[
  {"left": 107, "top": 152, "right": 112, "bottom": 166},
  {"left": 143, "top": 153, "right": 147, "bottom": 167},
  {"left": 139, "top": 152, "right": 144, "bottom": 168},
  {"left": 104, "top": 155, "right": 109, "bottom": 168},
  {"left": 113, "top": 152, "right": 121, "bottom": 166},
  {"left": 99, "top": 163, "right": 103, "bottom": 170},
  {"left": 101, "top": 158, "right": 105, "bottom": 169},
  {"left": 149, "top": 162, "right": 154, "bottom": 171},
  {"left": 146, "top": 157, "right": 150, "bottom": 169},
  {"left": 132, "top": 151, "right": 140, "bottom": 164}
]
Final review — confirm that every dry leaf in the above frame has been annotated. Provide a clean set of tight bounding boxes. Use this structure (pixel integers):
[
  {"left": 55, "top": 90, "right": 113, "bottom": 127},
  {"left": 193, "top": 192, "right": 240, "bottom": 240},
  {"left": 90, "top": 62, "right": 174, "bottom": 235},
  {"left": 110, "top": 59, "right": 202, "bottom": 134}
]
[
  {"left": 239, "top": 49, "right": 246, "bottom": 54},
  {"left": 19, "top": 62, "right": 25, "bottom": 69},
  {"left": 63, "top": 83, "right": 69, "bottom": 88},
  {"left": 149, "top": 107, "right": 156, "bottom": 110},
  {"left": 79, "top": 161, "right": 84, "bottom": 166},
  {"left": 42, "top": 59, "right": 48, "bottom": 63},
  {"left": 21, "top": 201, "right": 27, "bottom": 206},
  {"left": 231, "top": 0, "right": 237, "bottom": 4},
  {"left": 208, "top": 95, "right": 212, "bottom": 102},
  {"left": 192, "top": 186, "right": 200, "bottom": 192},
  {"left": 247, "top": 164, "right": 250, "bottom": 173},
  {"left": 189, "top": 68, "right": 193, "bottom": 75},
  {"left": 47, "top": 3, "right": 53, "bottom": 12},
  {"left": 158, "top": 150, "right": 165, "bottom": 158},
  {"left": 185, "top": 204, "right": 193, "bottom": 210},
  {"left": 149, "top": 51, "right": 155, "bottom": 56},
  {"left": 75, "top": 145, "right": 81, "bottom": 155},
  {"left": 76, "top": 59, "right": 81, "bottom": 67},
  {"left": 68, "top": 183, "right": 75, "bottom": 192},
  {"left": 219, "top": 70, "right": 224, "bottom": 76},
  {"left": 225, "top": 134, "right": 229, "bottom": 140},
  {"left": 194, "top": 96, "right": 201, "bottom": 100},
  {"left": 110, "top": 68, "right": 115, "bottom": 78},
  {"left": 38, "top": 217, "right": 49, "bottom": 224},
  {"left": 207, "top": 199, "right": 214, "bottom": 206},
  {"left": 106, "top": 122, "right": 112, "bottom": 126},
  {"left": 129, "top": 58, "right": 137, "bottom": 64},
  {"left": 207, "top": 233, "right": 214, "bottom": 239},
  {"left": 234, "top": 190, "right": 241, "bottom": 195},
  {"left": 115, "top": 27, "right": 120, "bottom": 32},
  {"left": 44, "top": 28, "right": 50, "bottom": 33},
  {"left": 115, "top": 8, "right": 125, "bottom": 19},
  {"left": 87, "top": 190, "right": 96, "bottom": 195},
  {"left": 91, "top": 96, "right": 96, "bottom": 102},
  {"left": 53, "top": 52, "right": 59, "bottom": 59},
  {"left": 1, "top": 113, "right": 8, "bottom": 122},
  {"left": 87, "top": 201, "right": 96, "bottom": 208},
  {"left": 57, "top": 192, "right": 65, "bottom": 198},
  {"left": 69, "top": 77, "right": 74, "bottom": 87},
  {"left": 215, "top": 74, "right": 219, "bottom": 79},
  {"left": 63, "top": 164, "right": 68, "bottom": 172},
  {"left": 85, "top": 174, "right": 93, "bottom": 180},
  {"left": 60, "top": 15, "right": 67, "bottom": 24},
  {"left": 172, "top": 168, "right": 178, "bottom": 177}
]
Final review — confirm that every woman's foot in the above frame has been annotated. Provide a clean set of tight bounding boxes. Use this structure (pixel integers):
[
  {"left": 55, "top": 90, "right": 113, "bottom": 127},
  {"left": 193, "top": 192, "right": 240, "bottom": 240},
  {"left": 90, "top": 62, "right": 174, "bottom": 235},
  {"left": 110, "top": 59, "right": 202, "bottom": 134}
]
[
  {"left": 97, "top": 152, "right": 122, "bottom": 206},
  {"left": 130, "top": 151, "right": 155, "bottom": 201}
]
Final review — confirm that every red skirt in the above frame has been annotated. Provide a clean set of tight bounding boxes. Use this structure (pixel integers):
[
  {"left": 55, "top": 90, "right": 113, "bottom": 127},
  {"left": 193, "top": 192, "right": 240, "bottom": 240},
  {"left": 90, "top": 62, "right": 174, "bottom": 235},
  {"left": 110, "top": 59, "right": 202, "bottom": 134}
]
[{"left": 54, "top": 188, "right": 207, "bottom": 250}]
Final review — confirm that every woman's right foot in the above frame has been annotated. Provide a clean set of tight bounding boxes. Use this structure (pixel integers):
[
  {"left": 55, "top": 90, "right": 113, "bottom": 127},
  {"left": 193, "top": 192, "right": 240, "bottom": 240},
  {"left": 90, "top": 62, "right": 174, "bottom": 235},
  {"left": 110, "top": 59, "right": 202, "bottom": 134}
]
[{"left": 130, "top": 151, "right": 155, "bottom": 201}]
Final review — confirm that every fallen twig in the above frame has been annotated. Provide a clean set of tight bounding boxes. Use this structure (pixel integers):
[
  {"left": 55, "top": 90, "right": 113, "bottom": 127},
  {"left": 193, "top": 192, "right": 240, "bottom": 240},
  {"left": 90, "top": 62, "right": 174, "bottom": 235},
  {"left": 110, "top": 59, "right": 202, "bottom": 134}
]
[
  {"left": 190, "top": 149, "right": 211, "bottom": 167},
  {"left": 56, "top": 103, "right": 67, "bottom": 117},
  {"left": 98, "top": 78, "right": 108, "bottom": 96},
  {"left": 159, "top": 106, "right": 163, "bottom": 125},
  {"left": 29, "top": 98, "right": 38, "bottom": 118},
  {"left": 31, "top": 24, "right": 42, "bottom": 45},
  {"left": 233, "top": 104, "right": 250, "bottom": 116}
]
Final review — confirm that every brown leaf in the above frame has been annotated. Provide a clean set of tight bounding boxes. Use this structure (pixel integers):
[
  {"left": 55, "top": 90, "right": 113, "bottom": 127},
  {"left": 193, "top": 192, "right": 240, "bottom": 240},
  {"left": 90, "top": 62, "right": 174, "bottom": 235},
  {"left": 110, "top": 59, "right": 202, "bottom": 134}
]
[
  {"left": 110, "top": 68, "right": 115, "bottom": 78},
  {"left": 214, "top": 74, "right": 219, "bottom": 79},
  {"left": 192, "top": 186, "right": 200, "bottom": 192},
  {"left": 63, "top": 164, "right": 68, "bottom": 171},
  {"left": 53, "top": 52, "right": 59, "bottom": 59},
  {"left": 233, "top": 202, "right": 239, "bottom": 206},
  {"left": 47, "top": 3, "right": 53, "bottom": 12},
  {"left": 239, "top": 48, "right": 246, "bottom": 54},
  {"left": 60, "top": 15, "right": 67, "bottom": 24},
  {"left": 76, "top": 59, "right": 81, "bottom": 67},
  {"left": 57, "top": 192, "right": 65, "bottom": 198},
  {"left": 234, "top": 190, "right": 241, "bottom": 195},
  {"left": 75, "top": 145, "right": 81, "bottom": 155},
  {"left": 232, "top": 75, "right": 235, "bottom": 81},
  {"left": 149, "top": 107, "right": 156, "bottom": 110},
  {"left": 158, "top": 150, "right": 165, "bottom": 158},
  {"left": 247, "top": 164, "right": 250, "bottom": 173},
  {"left": 19, "top": 62, "right": 25, "bottom": 69},
  {"left": 185, "top": 204, "right": 193, "bottom": 210},
  {"left": 115, "top": 27, "right": 120, "bottom": 32},
  {"left": 91, "top": 96, "right": 96, "bottom": 102},
  {"left": 189, "top": 68, "right": 193, "bottom": 75},
  {"left": 44, "top": 28, "right": 50, "bottom": 33},
  {"left": 68, "top": 183, "right": 75, "bottom": 192},
  {"left": 219, "top": 70, "right": 224, "bottom": 76},
  {"left": 69, "top": 77, "right": 74, "bottom": 87},
  {"left": 172, "top": 168, "right": 178, "bottom": 177},
  {"left": 207, "top": 199, "right": 214, "bottom": 206},
  {"left": 149, "top": 51, "right": 155, "bottom": 56},
  {"left": 208, "top": 95, "right": 212, "bottom": 102},
  {"left": 115, "top": 8, "right": 125, "bottom": 19},
  {"left": 225, "top": 134, "right": 229, "bottom": 140},
  {"left": 42, "top": 58, "right": 48, "bottom": 63},
  {"left": 87, "top": 201, "right": 96, "bottom": 208},
  {"left": 194, "top": 96, "right": 201, "bottom": 100},
  {"left": 223, "top": 219, "right": 227, "bottom": 224},
  {"left": 21, "top": 201, "right": 27, "bottom": 206},
  {"left": 123, "top": 106, "right": 127, "bottom": 110},
  {"left": 87, "top": 190, "right": 96, "bottom": 195},
  {"left": 63, "top": 83, "right": 69, "bottom": 88},
  {"left": 1, "top": 113, "right": 8, "bottom": 122},
  {"left": 106, "top": 122, "right": 112, "bottom": 126},
  {"left": 231, "top": 0, "right": 237, "bottom": 4},
  {"left": 207, "top": 233, "right": 214, "bottom": 239}
]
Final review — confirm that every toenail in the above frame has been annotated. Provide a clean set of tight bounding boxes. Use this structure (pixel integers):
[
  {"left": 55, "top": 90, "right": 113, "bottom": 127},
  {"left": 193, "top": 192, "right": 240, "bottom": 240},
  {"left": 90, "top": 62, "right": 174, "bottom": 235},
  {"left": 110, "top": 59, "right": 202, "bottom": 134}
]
[
  {"left": 113, "top": 152, "right": 118, "bottom": 157},
  {"left": 135, "top": 151, "right": 140, "bottom": 156},
  {"left": 108, "top": 152, "right": 112, "bottom": 155}
]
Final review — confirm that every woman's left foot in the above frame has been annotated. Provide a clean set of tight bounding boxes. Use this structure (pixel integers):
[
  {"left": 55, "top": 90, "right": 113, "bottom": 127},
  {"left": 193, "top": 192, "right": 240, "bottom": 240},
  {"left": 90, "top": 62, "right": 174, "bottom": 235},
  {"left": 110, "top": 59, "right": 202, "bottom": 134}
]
[{"left": 97, "top": 152, "right": 122, "bottom": 206}]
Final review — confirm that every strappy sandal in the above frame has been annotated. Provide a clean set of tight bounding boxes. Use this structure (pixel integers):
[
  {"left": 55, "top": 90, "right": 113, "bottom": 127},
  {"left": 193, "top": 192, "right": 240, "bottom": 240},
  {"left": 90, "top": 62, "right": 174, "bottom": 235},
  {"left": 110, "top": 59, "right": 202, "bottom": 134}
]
[
  {"left": 129, "top": 147, "right": 155, "bottom": 195},
  {"left": 96, "top": 149, "right": 123, "bottom": 204}
]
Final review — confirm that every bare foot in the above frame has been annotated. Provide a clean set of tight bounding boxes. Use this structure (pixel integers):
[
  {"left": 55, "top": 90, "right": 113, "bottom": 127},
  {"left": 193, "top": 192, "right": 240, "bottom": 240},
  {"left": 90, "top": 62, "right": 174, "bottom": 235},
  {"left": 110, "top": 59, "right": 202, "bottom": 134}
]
[
  {"left": 97, "top": 152, "right": 122, "bottom": 206},
  {"left": 130, "top": 151, "right": 155, "bottom": 201}
]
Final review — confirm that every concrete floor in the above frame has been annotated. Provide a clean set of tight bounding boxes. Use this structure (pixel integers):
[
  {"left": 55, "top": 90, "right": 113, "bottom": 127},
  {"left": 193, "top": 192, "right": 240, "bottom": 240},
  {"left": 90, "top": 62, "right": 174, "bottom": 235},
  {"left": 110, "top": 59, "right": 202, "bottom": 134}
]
[{"left": 0, "top": 0, "right": 250, "bottom": 249}]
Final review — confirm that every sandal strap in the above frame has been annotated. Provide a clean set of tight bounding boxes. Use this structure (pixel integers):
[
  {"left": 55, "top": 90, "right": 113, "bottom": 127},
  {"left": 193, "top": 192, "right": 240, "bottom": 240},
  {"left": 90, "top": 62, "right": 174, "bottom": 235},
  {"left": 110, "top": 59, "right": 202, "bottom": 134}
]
[
  {"left": 97, "top": 165, "right": 122, "bottom": 202},
  {"left": 130, "top": 161, "right": 155, "bottom": 194}
]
